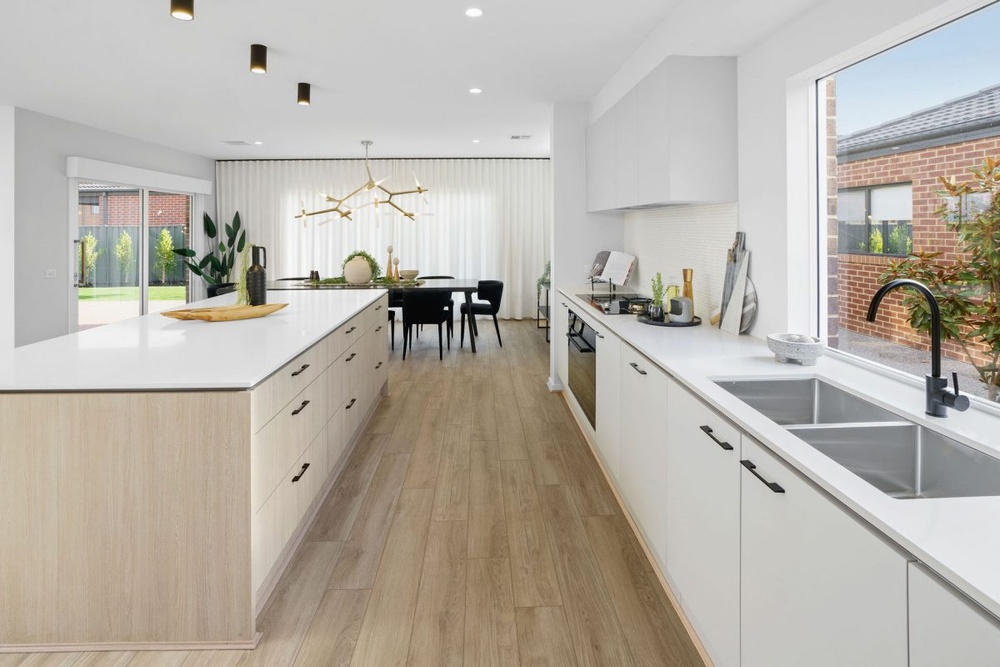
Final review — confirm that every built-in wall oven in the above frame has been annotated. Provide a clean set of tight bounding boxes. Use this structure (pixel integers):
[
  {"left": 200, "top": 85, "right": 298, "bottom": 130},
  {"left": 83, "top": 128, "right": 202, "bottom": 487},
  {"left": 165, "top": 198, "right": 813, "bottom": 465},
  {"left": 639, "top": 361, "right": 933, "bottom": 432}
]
[{"left": 567, "top": 308, "right": 597, "bottom": 429}]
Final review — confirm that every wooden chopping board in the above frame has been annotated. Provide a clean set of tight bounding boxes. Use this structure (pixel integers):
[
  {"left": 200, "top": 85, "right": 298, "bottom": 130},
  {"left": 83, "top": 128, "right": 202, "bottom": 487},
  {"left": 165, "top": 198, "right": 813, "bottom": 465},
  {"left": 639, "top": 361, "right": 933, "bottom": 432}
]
[{"left": 161, "top": 303, "right": 288, "bottom": 322}]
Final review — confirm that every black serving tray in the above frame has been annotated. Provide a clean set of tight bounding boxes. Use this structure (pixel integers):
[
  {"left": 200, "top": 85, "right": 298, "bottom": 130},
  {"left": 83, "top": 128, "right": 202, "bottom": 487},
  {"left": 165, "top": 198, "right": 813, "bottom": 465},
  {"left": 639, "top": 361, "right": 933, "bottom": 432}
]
[{"left": 637, "top": 315, "right": 702, "bottom": 328}]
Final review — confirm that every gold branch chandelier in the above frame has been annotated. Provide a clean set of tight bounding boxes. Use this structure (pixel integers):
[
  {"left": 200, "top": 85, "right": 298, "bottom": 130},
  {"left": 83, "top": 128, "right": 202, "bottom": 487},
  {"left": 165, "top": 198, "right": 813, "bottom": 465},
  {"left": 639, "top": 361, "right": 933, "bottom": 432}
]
[{"left": 296, "top": 140, "right": 429, "bottom": 223}]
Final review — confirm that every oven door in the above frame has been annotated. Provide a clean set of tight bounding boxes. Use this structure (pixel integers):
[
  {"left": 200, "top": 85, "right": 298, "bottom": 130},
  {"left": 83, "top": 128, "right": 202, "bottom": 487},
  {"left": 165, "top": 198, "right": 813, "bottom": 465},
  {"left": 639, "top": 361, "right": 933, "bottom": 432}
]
[{"left": 567, "top": 309, "right": 597, "bottom": 429}]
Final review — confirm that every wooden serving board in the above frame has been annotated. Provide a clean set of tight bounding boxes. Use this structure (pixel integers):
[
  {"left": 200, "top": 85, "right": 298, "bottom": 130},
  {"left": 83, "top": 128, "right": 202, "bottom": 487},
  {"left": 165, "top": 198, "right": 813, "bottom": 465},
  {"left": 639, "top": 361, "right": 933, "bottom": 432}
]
[{"left": 161, "top": 303, "right": 288, "bottom": 322}]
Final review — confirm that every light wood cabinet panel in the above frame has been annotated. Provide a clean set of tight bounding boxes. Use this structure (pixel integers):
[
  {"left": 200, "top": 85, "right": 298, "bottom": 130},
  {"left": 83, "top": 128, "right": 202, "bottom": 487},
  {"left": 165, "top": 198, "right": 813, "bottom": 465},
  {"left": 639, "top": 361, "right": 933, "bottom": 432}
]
[
  {"left": 740, "top": 436, "right": 909, "bottom": 667},
  {"left": 594, "top": 323, "right": 621, "bottom": 481},
  {"left": 0, "top": 392, "right": 252, "bottom": 645},
  {"left": 618, "top": 344, "right": 669, "bottom": 568},
  {"left": 664, "top": 377, "right": 740, "bottom": 667},
  {"left": 909, "top": 562, "right": 1000, "bottom": 666}
]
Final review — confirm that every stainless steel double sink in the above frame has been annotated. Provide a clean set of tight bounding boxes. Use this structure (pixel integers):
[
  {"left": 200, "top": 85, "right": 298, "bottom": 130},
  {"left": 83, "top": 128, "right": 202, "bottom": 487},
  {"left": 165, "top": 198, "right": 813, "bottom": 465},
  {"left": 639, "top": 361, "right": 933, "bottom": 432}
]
[{"left": 715, "top": 377, "right": 1000, "bottom": 499}]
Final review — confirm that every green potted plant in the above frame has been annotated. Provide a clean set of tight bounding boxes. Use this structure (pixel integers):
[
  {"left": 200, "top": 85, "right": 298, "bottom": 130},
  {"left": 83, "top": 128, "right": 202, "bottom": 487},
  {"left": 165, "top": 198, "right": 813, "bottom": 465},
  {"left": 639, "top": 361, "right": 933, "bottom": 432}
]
[
  {"left": 650, "top": 271, "right": 665, "bottom": 321},
  {"left": 173, "top": 212, "right": 247, "bottom": 296},
  {"left": 881, "top": 156, "right": 1000, "bottom": 401}
]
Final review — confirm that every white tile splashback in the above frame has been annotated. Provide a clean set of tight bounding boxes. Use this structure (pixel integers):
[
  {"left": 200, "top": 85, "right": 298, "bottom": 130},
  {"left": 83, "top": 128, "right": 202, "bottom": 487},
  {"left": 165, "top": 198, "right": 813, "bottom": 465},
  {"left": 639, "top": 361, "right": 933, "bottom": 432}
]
[{"left": 623, "top": 203, "right": 738, "bottom": 319}]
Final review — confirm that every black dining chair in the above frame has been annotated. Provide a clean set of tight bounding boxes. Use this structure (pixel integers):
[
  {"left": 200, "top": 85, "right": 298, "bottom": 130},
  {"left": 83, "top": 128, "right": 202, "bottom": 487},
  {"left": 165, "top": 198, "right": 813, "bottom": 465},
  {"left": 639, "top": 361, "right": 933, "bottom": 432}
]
[
  {"left": 460, "top": 280, "right": 504, "bottom": 348},
  {"left": 416, "top": 275, "right": 455, "bottom": 340},
  {"left": 387, "top": 288, "right": 404, "bottom": 350},
  {"left": 402, "top": 290, "right": 452, "bottom": 360}
]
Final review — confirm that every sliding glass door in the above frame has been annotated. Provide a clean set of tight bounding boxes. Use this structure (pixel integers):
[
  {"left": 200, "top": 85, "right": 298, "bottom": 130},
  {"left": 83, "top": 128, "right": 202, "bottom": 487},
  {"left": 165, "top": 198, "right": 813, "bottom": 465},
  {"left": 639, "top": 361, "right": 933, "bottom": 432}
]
[{"left": 75, "top": 183, "right": 191, "bottom": 330}]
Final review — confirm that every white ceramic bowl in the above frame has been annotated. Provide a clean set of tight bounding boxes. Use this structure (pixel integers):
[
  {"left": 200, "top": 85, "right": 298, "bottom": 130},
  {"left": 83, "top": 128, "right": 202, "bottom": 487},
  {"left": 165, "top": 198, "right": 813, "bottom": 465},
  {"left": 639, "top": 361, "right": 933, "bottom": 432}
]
[
  {"left": 399, "top": 269, "right": 419, "bottom": 281},
  {"left": 767, "top": 333, "right": 823, "bottom": 366}
]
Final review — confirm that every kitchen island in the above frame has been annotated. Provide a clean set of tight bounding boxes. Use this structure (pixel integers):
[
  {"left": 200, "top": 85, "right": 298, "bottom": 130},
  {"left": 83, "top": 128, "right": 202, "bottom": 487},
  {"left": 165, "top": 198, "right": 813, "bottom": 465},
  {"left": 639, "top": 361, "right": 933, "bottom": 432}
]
[{"left": 0, "top": 290, "right": 389, "bottom": 652}]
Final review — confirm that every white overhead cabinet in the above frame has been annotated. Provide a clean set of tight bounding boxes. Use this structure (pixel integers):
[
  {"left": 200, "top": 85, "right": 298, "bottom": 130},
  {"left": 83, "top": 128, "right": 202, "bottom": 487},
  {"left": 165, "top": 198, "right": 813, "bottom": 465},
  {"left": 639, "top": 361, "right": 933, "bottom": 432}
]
[
  {"left": 665, "top": 377, "right": 741, "bottom": 667},
  {"left": 586, "top": 55, "right": 737, "bottom": 211},
  {"left": 909, "top": 562, "right": 1000, "bottom": 666},
  {"left": 740, "top": 436, "right": 909, "bottom": 667}
]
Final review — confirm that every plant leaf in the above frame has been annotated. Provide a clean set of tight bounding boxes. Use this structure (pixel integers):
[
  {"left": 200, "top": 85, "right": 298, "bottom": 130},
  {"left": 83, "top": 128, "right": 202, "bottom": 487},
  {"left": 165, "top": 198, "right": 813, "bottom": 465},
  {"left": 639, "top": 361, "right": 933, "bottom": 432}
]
[{"left": 203, "top": 212, "right": 217, "bottom": 239}]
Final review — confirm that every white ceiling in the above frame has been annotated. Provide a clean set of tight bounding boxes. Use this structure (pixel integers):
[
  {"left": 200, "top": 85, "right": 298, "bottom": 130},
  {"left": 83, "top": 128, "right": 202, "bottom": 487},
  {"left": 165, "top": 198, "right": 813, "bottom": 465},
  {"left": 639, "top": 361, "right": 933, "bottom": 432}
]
[{"left": 0, "top": 0, "right": 688, "bottom": 160}]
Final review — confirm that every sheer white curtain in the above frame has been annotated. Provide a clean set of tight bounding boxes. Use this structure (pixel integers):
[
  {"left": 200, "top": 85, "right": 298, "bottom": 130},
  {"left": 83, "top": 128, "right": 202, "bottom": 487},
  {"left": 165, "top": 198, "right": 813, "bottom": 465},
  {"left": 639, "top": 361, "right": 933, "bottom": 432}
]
[{"left": 216, "top": 158, "right": 551, "bottom": 319}]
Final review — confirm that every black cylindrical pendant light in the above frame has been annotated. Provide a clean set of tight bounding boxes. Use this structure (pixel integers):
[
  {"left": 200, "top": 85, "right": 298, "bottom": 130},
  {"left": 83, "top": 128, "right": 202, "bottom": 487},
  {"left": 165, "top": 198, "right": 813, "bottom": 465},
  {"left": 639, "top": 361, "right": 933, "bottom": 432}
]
[
  {"left": 297, "top": 82, "right": 311, "bottom": 106},
  {"left": 170, "top": 0, "right": 193, "bottom": 20},
  {"left": 250, "top": 44, "right": 267, "bottom": 74}
]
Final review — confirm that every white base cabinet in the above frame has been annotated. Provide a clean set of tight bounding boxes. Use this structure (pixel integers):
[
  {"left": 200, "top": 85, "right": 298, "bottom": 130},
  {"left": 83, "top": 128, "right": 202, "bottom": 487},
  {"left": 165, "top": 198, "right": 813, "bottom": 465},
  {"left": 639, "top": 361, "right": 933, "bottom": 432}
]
[
  {"left": 594, "top": 318, "right": 621, "bottom": 481},
  {"left": 909, "top": 562, "right": 1000, "bottom": 666},
  {"left": 619, "top": 343, "right": 669, "bottom": 568},
  {"left": 553, "top": 298, "right": 569, "bottom": 388},
  {"left": 740, "top": 436, "right": 909, "bottom": 667},
  {"left": 665, "top": 377, "right": 740, "bottom": 667}
]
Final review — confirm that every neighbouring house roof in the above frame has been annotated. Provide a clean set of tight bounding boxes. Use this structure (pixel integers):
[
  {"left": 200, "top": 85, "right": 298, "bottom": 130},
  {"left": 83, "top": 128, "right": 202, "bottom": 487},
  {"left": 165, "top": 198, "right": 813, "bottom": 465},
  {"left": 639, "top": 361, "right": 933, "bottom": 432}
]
[{"left": 837, "top": 83, "right": 1000, "bottom": 163}]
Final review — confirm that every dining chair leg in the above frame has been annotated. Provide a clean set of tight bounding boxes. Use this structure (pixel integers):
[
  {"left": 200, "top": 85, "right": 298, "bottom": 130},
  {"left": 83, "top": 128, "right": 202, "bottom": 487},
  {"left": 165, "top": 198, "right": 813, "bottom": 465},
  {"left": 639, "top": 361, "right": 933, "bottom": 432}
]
[
  {"left": 390, "top": 315, "right": 395, "bottom": 350},
  {"left": 460, "top": 311, "right": 466, "bottom": 348},
  {"left": 438, "top": 323, "right": 444, "bottom": 360},
  {"left": 492, "top": 313, "right": 502, "bottom": 347},
  {"left": 402, "top": 323, "right": 408, "bottom": 360}
]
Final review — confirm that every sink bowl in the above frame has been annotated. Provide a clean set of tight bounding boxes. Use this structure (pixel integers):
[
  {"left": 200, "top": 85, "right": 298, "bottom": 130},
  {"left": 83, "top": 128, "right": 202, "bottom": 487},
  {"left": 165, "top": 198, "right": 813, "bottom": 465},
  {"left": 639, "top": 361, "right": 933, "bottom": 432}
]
[
  {"left": 788, "top": 424, "right": 1000, "bottom": 499},
  {"left": 715, "top": 377, "right": 899, "bottom": 425}
]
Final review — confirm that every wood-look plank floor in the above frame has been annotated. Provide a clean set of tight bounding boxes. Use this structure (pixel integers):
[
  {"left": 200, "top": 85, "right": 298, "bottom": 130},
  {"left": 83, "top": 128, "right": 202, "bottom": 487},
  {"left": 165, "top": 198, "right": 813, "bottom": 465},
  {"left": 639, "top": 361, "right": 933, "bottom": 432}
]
[{"left": 2, "top": 321, "right": 704, "bottom": 667}]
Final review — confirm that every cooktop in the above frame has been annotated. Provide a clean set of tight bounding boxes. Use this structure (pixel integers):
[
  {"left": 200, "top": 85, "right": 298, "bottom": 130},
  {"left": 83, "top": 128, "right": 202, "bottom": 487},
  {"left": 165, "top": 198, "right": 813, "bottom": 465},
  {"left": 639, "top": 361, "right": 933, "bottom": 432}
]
[{"left": 576, "top": 293, "right": 651, "bottom": 315}]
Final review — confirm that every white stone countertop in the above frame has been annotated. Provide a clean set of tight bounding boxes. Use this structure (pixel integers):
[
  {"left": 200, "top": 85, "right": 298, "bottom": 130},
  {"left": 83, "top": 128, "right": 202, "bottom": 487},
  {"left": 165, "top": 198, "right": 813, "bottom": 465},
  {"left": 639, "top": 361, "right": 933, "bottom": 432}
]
[
  {"left": 0, "top": 289, "right": 384, "bottom": 392},
  {"left": 559, "top": 288, "right": 1000, "bottom": 620}
]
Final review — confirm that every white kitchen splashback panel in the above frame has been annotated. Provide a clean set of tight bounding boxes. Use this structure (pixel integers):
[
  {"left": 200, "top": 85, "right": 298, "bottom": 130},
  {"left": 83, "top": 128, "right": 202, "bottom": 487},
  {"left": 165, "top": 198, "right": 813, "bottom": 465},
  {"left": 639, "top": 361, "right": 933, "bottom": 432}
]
[{"left": 623, "top": 203, "right": 738, "bottom": 320}]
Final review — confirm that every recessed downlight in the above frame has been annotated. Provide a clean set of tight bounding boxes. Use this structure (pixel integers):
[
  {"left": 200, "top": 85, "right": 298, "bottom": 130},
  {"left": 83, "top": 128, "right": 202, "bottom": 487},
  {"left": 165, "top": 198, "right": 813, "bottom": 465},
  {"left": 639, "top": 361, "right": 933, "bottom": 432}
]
[
  {"left": 465, "top": 8, "right": 483, "bottom": 18},
  {"left": 253, "top": 141, "right": 263, "bottom": 145},
  {"left": 170, "top": 0, "right": 193, "bottom": 20},
  {"left": 472, "top": 139, "right": 481, "bottom": 144},
  {"left": 469, "top": 87, "right": 482, "bottom": 94}
]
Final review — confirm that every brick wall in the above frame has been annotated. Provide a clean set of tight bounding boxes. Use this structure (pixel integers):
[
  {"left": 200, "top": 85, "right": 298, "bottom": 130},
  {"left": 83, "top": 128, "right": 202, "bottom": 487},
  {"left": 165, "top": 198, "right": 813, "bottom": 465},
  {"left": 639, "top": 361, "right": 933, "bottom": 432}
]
[
  {"left": 76, "top": 192, "right": 190, "bottom": 228},
  {"left": 835, "top": 135, "right": 1000, "bottom": 368}
]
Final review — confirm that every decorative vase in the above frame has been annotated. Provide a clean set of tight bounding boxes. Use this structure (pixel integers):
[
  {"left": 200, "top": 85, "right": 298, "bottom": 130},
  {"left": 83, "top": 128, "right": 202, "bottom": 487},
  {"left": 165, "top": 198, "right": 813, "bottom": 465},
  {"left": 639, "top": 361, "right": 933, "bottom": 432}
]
[
  {"left": 648, "top": 304, "right": 664, "bottom": 321},
  {"left": 344, "top": 256, "right": 373, "bottom": 284}
]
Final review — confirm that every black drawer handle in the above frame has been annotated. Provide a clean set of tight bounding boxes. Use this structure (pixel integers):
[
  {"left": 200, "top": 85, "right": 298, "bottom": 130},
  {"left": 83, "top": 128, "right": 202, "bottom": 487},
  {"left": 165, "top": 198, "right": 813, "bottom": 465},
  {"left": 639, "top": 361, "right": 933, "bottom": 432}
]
[
  {"left": 291, "top": 400, "right": 310, "bottom": 416},
  {"left": 345, "top": 398, "right": 357, "bottom": 410},
  {"left": 741, "top": 460, "right": 785, "bottom": 493},
  {"left": 375, "top": 361, "right": 383, "bottom": 369},
  {"left": 290, "top": 363, "right": 310, "bottom": 377},
  {"left": 346, "top": 326, "right": 357, "bottom": 335},
  {"left": 346, "top": 352, "right": 357, "bottom": 362},
  {"left": 629, "top": 362, "right": 647, "bottom": 376},
  {"left": 375, "top": 305, "right": 382, "bottom": 311},
  {"left": 376, "top": 326, "right": 383, "bottom": 332},
  {"left": 292, "top": 463, "right": 310, "bottom": 483},
  {"left": 596, "top": 332, "right": 605, "bottom": 339},
  {"left": 700, "top": 425, "right": 733, "bottom": 451}
]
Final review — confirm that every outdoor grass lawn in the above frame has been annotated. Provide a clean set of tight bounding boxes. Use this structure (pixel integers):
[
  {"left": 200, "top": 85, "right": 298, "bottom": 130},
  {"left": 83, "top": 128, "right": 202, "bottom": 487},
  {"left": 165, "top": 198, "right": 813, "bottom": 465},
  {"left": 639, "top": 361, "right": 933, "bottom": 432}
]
[{"left": 78, "top": 286, "right": 186, "bottom": 301}]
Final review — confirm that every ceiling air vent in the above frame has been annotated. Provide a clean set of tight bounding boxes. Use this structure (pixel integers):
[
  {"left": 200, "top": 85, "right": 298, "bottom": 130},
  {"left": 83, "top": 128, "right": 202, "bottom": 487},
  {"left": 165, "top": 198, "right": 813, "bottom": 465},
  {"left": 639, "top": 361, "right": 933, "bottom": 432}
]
[{"left": 509, "top": 135, "right": 532, "bottom": 140}]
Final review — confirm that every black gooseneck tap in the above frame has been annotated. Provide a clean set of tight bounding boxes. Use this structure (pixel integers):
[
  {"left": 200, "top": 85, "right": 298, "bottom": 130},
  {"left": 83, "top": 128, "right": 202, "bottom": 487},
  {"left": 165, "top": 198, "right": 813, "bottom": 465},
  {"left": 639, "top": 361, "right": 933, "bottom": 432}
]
[{"left": 866, "top": 278, "right": 970, "bottom": 417}]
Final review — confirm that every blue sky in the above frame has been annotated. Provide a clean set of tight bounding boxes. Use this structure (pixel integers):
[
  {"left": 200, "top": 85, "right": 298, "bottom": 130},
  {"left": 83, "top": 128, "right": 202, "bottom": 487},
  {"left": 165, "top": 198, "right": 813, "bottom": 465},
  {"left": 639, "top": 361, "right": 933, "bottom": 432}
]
[{"left": 835, "top": 2, "right": 1000, "bottom": 136}]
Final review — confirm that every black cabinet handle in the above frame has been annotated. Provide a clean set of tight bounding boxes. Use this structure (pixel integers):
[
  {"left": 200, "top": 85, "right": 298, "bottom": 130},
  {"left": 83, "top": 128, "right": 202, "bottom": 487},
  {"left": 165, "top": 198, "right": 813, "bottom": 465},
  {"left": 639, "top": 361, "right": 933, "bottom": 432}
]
[
  {"left": 291, "top": 363, "right": 310, "bottom": 377},
  {"left": 375, "top": 361, "right": 383, "bottom": 369},
  {"left": 375, "top": 305, "right": 382, "bottom": 311},
  {"left": 629, "top": 362, "right": 647, "bottom": 376},
  {"left": 291, "top": 400, "right": 310, "bottom": 416},
  {"left": 596, "top": 332, "right": 605, "bottom": 339},
  {"left": 346, "top": 326, "right": 357, "bottom": 335},
  {"left": 700, "top": 425, "right": 733, "bottom": 451},
  {"left": 346, "top": 352, "right": 357, "bottom": 362},
  {"left": 741, "top": 460, "right": 785, "bottom": 493},
  {"left": 292, "top": 463, "right": 310, "bottom": 483},
  {"left": 345, "top": 398, "right": 357, "bottom": 409}
]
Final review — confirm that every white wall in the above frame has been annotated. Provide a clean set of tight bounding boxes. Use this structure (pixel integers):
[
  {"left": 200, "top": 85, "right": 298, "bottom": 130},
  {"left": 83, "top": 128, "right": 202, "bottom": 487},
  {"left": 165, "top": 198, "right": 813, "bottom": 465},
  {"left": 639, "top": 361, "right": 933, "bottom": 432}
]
[
  {"left": 13, "top": 108, "right": 216, "bottom": 346},
  {"left": 0, "top": 107, "right": 14, "bottom": 359},
  {"left": 549, "top": 102, "right": 624, "bottom": 386}
]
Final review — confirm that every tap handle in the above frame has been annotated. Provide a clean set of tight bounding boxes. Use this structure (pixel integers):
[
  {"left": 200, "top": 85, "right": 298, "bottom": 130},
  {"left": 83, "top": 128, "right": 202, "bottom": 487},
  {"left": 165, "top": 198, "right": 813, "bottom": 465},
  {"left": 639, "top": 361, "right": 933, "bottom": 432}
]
[{"left": 945, "top": 371, "right": 971, "bottom": 411}]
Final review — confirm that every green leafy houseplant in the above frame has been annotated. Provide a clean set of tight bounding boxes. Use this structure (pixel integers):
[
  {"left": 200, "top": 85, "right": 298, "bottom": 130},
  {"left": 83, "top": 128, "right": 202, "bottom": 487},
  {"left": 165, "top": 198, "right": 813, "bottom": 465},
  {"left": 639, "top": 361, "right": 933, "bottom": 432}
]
[
  {"left": 881, "top": 156, "right": 1000, "bottom": 401},
  {"left": 342, "top": 250, "right": 382, "bottom": 280},
  {"left": 651, "top": 271, "right": 665, "bottom": 307},
  {"left": 173, "top": 212, "right": 247, "bottom": 285},
  {"left": 536, "top": 260, "right": 551, "bottom": 299}
]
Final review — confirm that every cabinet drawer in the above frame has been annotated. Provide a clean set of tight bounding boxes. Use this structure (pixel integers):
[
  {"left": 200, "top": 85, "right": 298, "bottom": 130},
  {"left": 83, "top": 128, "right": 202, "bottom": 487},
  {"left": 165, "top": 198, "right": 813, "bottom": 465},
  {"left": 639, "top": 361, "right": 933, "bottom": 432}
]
[
  {"left": 339, "top": 314, "right": 365, "bottom": 352},
  {"left": 341, "top": 337, "right": 366, "bottom": 394},
  {"left": 366, "top": 296, "right": 388, "bottom": 332},
  {"left": 251, "top": 342, "right": 328, "bottom": 434},
  {"left": 252, "top": 370, "right": 330, "bottom": 512},
  {"left": 251, "top": 427, "right": 328, "bottom": 597}
]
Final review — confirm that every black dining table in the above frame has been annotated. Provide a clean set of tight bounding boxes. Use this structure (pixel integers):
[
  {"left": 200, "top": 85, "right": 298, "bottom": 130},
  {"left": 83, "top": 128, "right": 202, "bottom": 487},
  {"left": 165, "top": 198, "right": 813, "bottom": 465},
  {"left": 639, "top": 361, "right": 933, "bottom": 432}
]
[{"left": 268, "top": 278, "right": 484, "bottom": 352}]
